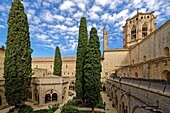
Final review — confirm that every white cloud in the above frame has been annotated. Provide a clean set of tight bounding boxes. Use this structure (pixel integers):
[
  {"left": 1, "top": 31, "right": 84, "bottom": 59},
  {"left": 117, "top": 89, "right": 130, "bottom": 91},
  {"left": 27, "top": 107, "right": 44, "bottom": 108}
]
[
  {"left": 90, "top": 5, "right": 102, "bottom": 12},
  {"left": 116, "top": 9, "right": 129, "bottom": 19},
  {"left": 101, "top": 13, "right": 116, "bottom": 23},
  {"left": 22, "top": 1, "right": 30, "bottom": 8},
  {"left": 33, "top": 16, "right": 41, "bottom": 24},
  {"left": 0, "top": 5, "right": 5, "bottom": 11},
  {"left": 77, "top": 3, "right": 86, "bottom": 11},
  {"left": 88, "top": 12, "right": 99, "bottom": 20},
  {"left": 53, "top": 14, "right": 65, "bottom": 21},
  {"left": 42, "top": 1, "right": 51, "bottom": 7},
  {"left": 27, "top": 9, "right": 36, "bottom": 20},
  {"left": 46, "top": 0, "right": 61, "bottom": 4},
  {"left": 36, "top": 34, "right": 49, "bottom": 40},
  {"left": 64, "top": 18, "right": 75, "bottom": 26},
  {"left": 73, "top": 12, "right": 83, "bottom": 18},
  {"left": 59, "top": 1, "right": 75, "bottom": 11},
  {"left": 95, "top": 0, "right": 111, "bottom": 6},
  {"left": 0, "top": 25, "right": 5, "bottom": 29},
  {"left": 44, "top": 43, "right": 56, "bottom": 49},
  {"left": 40, "top": 10, "right": 54, "bottom": 22},
  {"left": 109, "top": 2, "right": 116, "bottom": 9}
]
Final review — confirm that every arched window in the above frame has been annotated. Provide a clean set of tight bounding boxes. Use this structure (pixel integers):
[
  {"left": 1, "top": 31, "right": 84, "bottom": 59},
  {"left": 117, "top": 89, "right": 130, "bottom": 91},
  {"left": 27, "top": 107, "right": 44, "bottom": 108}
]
[
  {"left": 142, "top": 23, "right": 147, "bottom": 38},
  {"left": 131, "top": 26, "right": 136, "bottom": 40},
  {"left": 143, "top": 56, "right": 146, "bottom": 62},
  {"left": 164, "top": 47, "right": 169, "bottom": 56},
  {"left": 135, "top": 72, "right": 138, "bottom": 78}
]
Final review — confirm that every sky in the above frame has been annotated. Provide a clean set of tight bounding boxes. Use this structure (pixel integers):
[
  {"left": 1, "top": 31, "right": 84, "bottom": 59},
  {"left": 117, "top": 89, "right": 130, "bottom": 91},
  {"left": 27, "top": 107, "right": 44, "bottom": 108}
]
[{"left": 0, "top": 0, "right": 170, "bottom": 57}]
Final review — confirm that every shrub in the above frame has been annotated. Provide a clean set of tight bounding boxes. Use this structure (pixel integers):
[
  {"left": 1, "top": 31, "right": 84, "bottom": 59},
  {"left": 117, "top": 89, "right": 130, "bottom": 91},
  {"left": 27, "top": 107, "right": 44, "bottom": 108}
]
[
  {"left": 61, "top": 103, "right": 80, "bottom": 113},
  {"left": 68, "top": 92, "right": 74, "bottom": 96},
  {"left": 96, "top": 95, "right": 105, "bottom": 109},
  {"left": 67, "top": 97, "right": 82, "bottom": 106},
  {"left": 18, "top": 104, "right": 33, "bottom": 113},
  {"left": 48, "top": 103, "right": 59, "bottom": 112}
]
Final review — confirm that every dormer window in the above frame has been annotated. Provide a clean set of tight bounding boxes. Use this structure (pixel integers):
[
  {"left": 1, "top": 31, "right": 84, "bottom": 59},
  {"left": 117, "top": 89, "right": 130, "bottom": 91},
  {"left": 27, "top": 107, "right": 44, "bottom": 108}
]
[{"left": 131, "top": 26, "right": 136, "bottom": 40}]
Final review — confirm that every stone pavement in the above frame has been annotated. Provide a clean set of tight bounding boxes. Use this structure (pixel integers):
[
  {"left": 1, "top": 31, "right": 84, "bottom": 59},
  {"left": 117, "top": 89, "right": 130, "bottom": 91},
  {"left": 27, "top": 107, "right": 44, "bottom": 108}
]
[
  {"left": 101, "top": 92, "right": 117, "bottom": 113},
  {"left": 0, "top": 106, "right": 14, "bottom": 113}
]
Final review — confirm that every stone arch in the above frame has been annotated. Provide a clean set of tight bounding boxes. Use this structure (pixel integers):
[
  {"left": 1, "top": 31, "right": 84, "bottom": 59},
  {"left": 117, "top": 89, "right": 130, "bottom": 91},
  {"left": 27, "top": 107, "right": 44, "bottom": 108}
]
[
  {"left": 44, "top": 89, "right": 58, "bottom": 103},
  {"left": 120, "top": 94, "right": 128, "bottom": 113},
  {"left": 142, "top": 23, "right": 147, "bottom": 38},
  {"left": 103, "top": 85, "right": 106, "bottom": 92},
  {"left": 52, "top": 93, "right": 57, "bottom": 101},
  {"left": 135, "top": 72, "right": 138, "bottom": 78},
  {"left": 69, "top": 81, "right": 75, "bottom": 90},
  {"left": 45, "top": 94, "right": 51, "bottom": 103},
  {"left": 132, "top": 106, "right": 143, "bottom": 113},
  {"left": 34, "top": 89, "right": 39, "bottom": 103},
  {"left": 161, "top": 70, "right": 170, "bottom": 84},
  {"left": 62, "top": 87, "right": 67, "bottom": 99},
  {"left": 114, "top": 89, "right": 118, "bottom": 109},
  {"left": 131, "top": 26, "right": 136, "bottom": 40},
  {"left": 164, "top": 46, "right": 169, "bottom": 56}
]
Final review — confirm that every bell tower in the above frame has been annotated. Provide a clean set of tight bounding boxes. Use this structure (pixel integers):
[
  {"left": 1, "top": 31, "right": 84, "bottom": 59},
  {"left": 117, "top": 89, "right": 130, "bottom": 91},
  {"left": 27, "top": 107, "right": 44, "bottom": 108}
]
[
  {"left": 123, "top": 11, "right": 156, "bottom": 48},
  {"left": 103, "top": 27, "right": 108, "bottom": 51}
]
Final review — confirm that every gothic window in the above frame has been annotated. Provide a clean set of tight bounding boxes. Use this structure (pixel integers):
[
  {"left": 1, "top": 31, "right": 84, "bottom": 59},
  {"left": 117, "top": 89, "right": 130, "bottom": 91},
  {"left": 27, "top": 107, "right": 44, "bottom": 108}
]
[
  {"left": 131, "top": 26, "right": 136, "bottom": 40},
  {"left": 142, "top": 23, "right": 147, "bottom": 38}
]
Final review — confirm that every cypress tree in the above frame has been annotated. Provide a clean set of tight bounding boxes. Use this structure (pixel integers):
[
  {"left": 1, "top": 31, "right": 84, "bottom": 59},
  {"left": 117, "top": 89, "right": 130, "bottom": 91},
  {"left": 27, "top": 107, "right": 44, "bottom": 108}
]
[
  {"left": 75, "top": 17, "right": 88, "bottom": 100},
  {"left": 53, "top": 46, "right": 62, "bottom": 76},
  {"left": 84, "top": 27, "right": 101, "bottom": 112},
  {"left": 4, "top": 0, "right": 32, "bottom": 108}
]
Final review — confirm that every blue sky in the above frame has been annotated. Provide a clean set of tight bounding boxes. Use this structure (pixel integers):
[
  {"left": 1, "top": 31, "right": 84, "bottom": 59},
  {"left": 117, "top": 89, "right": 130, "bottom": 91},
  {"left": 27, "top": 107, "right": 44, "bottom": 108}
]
[{"left": 0, "top": 0, "right": 170, "bottom": 57}]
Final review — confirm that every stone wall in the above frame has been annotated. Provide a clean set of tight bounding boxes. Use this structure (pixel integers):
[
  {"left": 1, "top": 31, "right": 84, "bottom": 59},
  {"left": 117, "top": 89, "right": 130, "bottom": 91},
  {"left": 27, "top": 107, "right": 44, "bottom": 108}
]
[
  {"left": 109, "top": 21, "right": 170, "bottom": 80},
  {"left": 32, "top": 57, "right": 76, "bottom": 77},
  {"left": 106, "top": 78, "right": 170, "bottom": 113}
]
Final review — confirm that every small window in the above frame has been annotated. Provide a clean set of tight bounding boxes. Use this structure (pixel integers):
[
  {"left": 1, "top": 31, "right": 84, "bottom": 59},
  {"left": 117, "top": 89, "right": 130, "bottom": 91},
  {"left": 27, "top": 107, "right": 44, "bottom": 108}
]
[
  {"left": 43, "top": 73, "right": 45, "bottom": 76},
  {"left": 132, "top": 60, "right": 134, "bottom": 64},
  {"left": 72, "top": 73, "right": 73, "bottom": 75},
  {"left": 68, "top": 72, "right": 69, "bottom": 75},
  {"left": 130, "top": 21, "right": 132, "bottom": 23},
  {"left": 36, "top": 65, "right": 38, "bottom": 68},
  {"left": 131, "top": 26, "right": 136, "bottom": 40},
  {"left": 143, "top": 56, "right": 146, "bottom": 62},
  {"left": 142, "top": 23, "right": 147, "bottom": 38},
  {"left": 147, "top": 16, "right": 149, "bottom": 18},
  {"left": 136, "top": 18, "right": 138, "bottom": 21},
  {"left": 64, "top": 72, "right": 65, "bottom": 75},
  {"left": 135, "top": 72, "right": 138, "bottom": 78},
  {"left": 141, "top": 16, "right": 143, "bottom": 19},
  {"left": 50, "top": 65, "right": 52, "bottom": 69},
  {"left": 164, "top": 47, "right": 169, "bottom": 56},
  {"left": 66, "top": 65, "right": 68, "bottom": 68}
]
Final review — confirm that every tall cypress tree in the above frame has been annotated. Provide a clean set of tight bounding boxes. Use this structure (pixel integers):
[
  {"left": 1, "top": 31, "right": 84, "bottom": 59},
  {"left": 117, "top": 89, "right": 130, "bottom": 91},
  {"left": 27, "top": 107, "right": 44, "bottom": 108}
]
[
  {"left": 75, "top": 17, "right": 88, "bottom": 100},
  {"left": 53, "top": 46, "right": 62, "bottom": 76},
  {"left": 4, "top": 0, "right": 32, "bottom": 108},
  {"left": 84, "top": 27, "right": 101, "bottom": 112}
]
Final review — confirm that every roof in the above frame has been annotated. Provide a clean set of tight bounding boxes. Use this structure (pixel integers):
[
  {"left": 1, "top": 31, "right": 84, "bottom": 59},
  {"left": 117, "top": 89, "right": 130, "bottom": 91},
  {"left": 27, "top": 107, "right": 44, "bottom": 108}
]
[
  {"left": 32, "top": 56, "right": 76, "bottom": 62},
  {"left": 42, "top": 74, "right": 61, "bottom": 78}
]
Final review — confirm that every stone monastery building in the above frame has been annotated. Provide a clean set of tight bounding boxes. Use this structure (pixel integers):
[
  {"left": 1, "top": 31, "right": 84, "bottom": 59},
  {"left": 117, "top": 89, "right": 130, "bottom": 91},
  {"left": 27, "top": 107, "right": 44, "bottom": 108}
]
[{"left": 0, "top": 11, "right": 170, "bottom": 113}]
